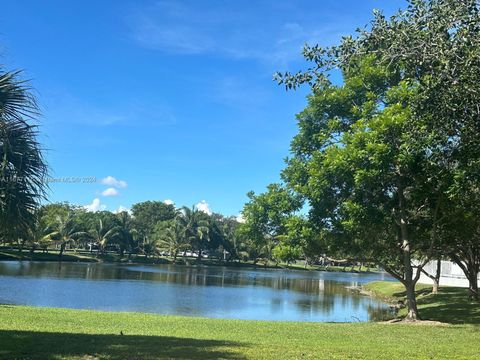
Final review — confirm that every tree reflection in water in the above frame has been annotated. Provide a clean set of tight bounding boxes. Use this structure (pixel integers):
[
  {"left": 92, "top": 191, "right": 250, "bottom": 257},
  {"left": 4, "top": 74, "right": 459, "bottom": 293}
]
[{"left": 0, "top": 261, "right": 393, "bottom": 322}]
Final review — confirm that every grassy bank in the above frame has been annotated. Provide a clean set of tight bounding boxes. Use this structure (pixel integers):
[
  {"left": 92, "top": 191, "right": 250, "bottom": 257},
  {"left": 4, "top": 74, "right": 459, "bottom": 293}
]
[
  {"left": 364, "top": 281, "right": 480, "bottom": 324},
  {"left": 0, "top": 248, "right": 375, "bottom": 273},
  {"left": 0, "top": 305, "right": 479, "bottom": 359},
  {"left": 0, "top": 249, "right": 99, "bottom": 263}
]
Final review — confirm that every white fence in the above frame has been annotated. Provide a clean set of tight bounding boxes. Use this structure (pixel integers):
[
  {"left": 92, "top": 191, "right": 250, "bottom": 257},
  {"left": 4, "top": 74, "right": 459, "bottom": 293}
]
[{"left": 417, "top": 260, "right": 480, "bottom": 287}]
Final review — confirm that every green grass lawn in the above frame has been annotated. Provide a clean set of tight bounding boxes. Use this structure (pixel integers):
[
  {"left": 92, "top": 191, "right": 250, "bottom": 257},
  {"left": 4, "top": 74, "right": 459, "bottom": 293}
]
[
  {"left": 364, "top": 281, "right": 480, "bottom": 324},
  {"left": 0, "top": 305, "right": 479, "bottom": 359}
]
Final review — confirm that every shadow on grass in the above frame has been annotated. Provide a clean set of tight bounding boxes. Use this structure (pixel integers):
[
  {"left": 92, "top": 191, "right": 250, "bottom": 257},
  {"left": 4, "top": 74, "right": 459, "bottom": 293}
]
[
  {"left": 391, "top": 286, "right": 480, "bottom": 324},
  {"left": 417, "top": 288, "right": 480, "bottom": 325},
  {"left": 0, "top": 330, "right": 247, "bottom": 359}
]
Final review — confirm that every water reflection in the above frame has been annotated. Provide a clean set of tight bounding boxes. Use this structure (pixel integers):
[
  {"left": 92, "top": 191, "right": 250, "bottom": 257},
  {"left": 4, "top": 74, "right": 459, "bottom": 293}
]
[{"left": 0, "top": 261, "right": 394, "bottom": 322}]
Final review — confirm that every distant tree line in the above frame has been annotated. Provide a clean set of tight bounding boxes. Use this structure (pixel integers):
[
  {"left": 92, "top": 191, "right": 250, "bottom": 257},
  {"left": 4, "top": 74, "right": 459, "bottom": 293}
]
[{"left": 1, "top": 200, "right": 252, "bottom": 263}]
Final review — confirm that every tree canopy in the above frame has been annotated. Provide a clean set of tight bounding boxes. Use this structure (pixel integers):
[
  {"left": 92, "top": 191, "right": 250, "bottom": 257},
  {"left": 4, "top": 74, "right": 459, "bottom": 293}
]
[{"left": 238, "top": 0, "right": 480, "bottom": 319}]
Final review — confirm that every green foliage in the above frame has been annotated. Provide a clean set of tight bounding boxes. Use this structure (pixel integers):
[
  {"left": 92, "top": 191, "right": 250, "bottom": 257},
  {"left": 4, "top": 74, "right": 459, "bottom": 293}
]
[
  {"left": 282, "top": 216, "right": 323, "bottom": 264},
  {"left": 45, "top": 212, "right": 88, "bottom": 257},
  {"left": 153, "top": 219, "right": 187, "bottom": 260},
  {"left": 38, "top": 203, "right": 74, "bottom": 229},
  {"left": 268, "top": 0, "right": 480, "bottom": 317},
  {"left": 272, "top": 244, "right": 301, "bottom": 265},
  {"left": 113, "top": 211, "right": 137, "bottom": 256},
  {"left": 239, "top": 184, "right": 301, "bottom": 262},
  {"left": 30, "top": 202, "right": 247, "bottom": 262},
  {"left": 131, "top": 201, "right": 176, "bottom": 237},
  {"left": 0, "top": 69, "right": 48, "bottom": 242},
  {"left": 89, "top": 219, "right": 118, "bottom": 254},
  {"left": 217, "top": 215, "right": 243, "bottom": 259},
  {"left": 177, "top": 206, "right": 209, "bottom": 258}
]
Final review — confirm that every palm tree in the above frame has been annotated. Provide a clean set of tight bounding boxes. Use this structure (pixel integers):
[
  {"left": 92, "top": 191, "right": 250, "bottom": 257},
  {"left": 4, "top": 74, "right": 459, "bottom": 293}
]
[
  {"left": 90, "top": 219, "right": 117, "bottom": 255},
  {"left": 143, "top": 235, "right": 161, "bottom": 258},
  {"left": 46, "top": 213, "right": 86, "bottom": 259},
  {"left": 27, "top": 216, "right": 52, "bottom": 255},
  {"left": 177, "top": 206, "right": 209, "bottom": 262},
  {"left": 114, "top": 211, "right": 136, "bottom": 257},
  {"left": 157, "top": 220, "right": 188, "bottom": 262},
  {"left": 0, "top": 69, "right": 48, "bottom": 244}
]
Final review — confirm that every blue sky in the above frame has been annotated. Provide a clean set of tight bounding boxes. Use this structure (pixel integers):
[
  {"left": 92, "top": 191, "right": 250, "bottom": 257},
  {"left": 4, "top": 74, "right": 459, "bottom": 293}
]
[{"left": 1, "top": 0, "right": 405, "bottom": 216}]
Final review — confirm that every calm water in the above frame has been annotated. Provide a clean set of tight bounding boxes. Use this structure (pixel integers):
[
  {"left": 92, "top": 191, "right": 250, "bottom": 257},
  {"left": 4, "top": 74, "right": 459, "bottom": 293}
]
[{"left": 0, "top": 261, "right": 394, "bottom": 322}]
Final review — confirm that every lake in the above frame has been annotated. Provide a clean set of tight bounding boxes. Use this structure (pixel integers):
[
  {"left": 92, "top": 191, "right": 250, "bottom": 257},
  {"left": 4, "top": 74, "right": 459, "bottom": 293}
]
[{"left": 0, "top": 261, "right": 394, "bottom": 322}]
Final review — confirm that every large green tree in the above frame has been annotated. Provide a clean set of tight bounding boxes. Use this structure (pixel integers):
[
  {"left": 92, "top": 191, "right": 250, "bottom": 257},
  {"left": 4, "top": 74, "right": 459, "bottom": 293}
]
[
  {"left": 277, "top": 0, "right": 480, "bottom": 304},
  {"left": 282, "top": 59, "right": 441, "bottom": 320},
  {"left": 272, "top": 0, "right": 480, "bottom": 319},
  {"left": 355, "top": 1, "right": 480, "bottom": 300},
  {"left": 131, "top": 201, "right": 176, "bottom": 238},
  {"left": 239, "top": 184, "right": 301, "bottom": 264}
]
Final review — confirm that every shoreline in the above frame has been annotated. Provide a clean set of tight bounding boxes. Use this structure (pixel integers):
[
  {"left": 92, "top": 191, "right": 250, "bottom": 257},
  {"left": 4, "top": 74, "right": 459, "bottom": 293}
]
[{"left": 0, "top": 248, "right": 378, "bottom": 274}]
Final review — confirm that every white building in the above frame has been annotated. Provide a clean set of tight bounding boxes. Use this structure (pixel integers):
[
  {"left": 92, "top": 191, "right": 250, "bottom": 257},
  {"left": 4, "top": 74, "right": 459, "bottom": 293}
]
[{"left": 417, "top": 260, "right": 480, "bottom": 287}]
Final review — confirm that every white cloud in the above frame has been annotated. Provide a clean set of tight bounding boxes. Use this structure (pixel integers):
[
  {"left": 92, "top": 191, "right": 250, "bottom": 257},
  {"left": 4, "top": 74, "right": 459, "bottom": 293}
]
[
  {"left": 235, "top": 214, "right": 245, "bottom": 223},
  {"left": 84, "top": 198, "right": 107, "bottom": 213},
  {"left": 114, "top": 205, "right": 131, "bottom": 214},
  {"left": 164, "top": 199, "right": 174, "bottom": 205},
  {"left": 195, "top": 200, "right": 212, "bottom": 215},
  {"left": 101, "top": 176, "right": 127, "bottom": 189},
  {"left": 127, "top": 2, "right": 346, "bottom": 66},
  {"left": 101, "top": 187, "right": 119, "bottom": 197}
]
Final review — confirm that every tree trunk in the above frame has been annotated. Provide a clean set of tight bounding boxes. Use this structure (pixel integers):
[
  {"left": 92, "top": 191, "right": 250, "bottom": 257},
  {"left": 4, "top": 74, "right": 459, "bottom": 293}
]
[
  {"left": 197, "top": 249, "right": 202, "bottom": 262},
  {"left": 467, "top": 271, "right": 479, "bottom": 301},
  {"left": 58, "top": 243, "right": 66, "bottom": 260},
  {"left": 432, "top": 258, "right": 441, "bottom": 294},
  {"left": 402, "top": 248, "right": 420, "bottom": 321},
  {"left": 451, "top": 253, "right": 479, "bottom": 301},
  {"left": 422, "top": 258, "right": 441, "bottom": 294},
  {"left": 398, "top": 178, "right": 420, "bottom": 321},
  {"left": 17, "top": 240, "right": 24, "bottom": 254},
  {"left": 404, "top": 279, "right": 419, "bottom": 321},
  {"left": 432, "top": 278, "right": 439, "bottom": 295}
]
